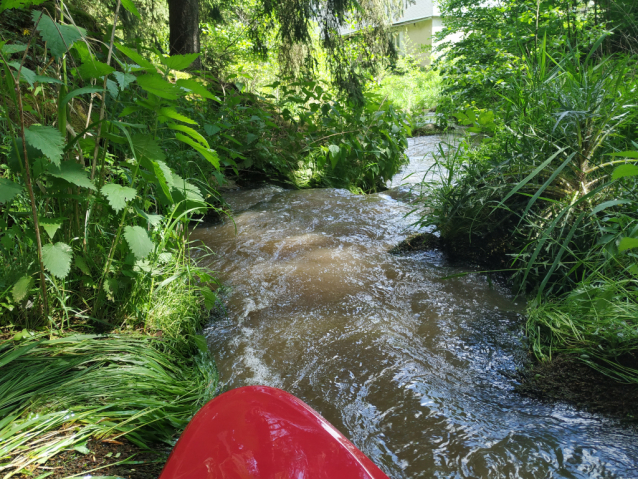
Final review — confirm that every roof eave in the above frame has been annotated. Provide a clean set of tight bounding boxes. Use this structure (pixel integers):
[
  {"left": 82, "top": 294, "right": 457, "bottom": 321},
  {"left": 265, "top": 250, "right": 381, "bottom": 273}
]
[{"left": 390, "top": 15, "right": 434, "bottom": 27}]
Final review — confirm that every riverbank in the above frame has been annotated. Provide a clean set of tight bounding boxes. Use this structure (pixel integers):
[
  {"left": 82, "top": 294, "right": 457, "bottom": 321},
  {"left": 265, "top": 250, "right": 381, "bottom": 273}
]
[
  {"left": 517, "top": 355, "right": 638, "bottom": 419},
  {"left": 0, "top": 314, "right": 217, "bottom": 478},
  {"left": 389, "top": 232, "right": 638, "bottom": 419},
  {"left": 14, "top": 438, "right": 168, "bottom": 479}
]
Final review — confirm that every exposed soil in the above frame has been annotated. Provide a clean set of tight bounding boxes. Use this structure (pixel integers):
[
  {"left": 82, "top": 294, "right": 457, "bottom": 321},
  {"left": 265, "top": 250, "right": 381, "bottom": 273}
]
[
  {"left": 517, "top": 355, "right": 638, "bottom": 419},
  {"left": 16, "top": 439, "right": 170, "bottom": 479},
  {"left": 389, "top": 232, "right": 440, "bottom": 254}
]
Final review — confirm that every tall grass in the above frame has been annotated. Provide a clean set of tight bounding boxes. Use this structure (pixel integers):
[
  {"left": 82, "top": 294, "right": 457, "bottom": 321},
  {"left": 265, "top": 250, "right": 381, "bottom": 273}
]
[
  {"left": 0, "top": 335, "right": 217, "bottom": 477},
  {"left": 371, "top": 64, "right": 441, "bottom": 114},
  {"left": 418, "top": 39, "right": 638, "bottom": 382}
]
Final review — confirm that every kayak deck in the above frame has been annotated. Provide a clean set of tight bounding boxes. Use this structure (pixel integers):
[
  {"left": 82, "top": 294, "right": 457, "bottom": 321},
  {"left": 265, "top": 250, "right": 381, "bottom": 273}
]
[{"left": 159, "top": 385, "right": 390, "bottom": 479}]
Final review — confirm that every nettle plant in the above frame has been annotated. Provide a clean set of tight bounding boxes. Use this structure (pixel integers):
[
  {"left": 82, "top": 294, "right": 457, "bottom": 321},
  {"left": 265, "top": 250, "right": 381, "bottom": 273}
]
[{"left": 0, "top": 2, "right": 220, "bottom": 322}]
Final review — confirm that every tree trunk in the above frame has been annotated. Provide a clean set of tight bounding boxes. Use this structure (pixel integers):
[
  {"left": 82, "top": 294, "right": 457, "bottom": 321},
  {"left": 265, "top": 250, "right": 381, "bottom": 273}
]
[{"left": 168, "top": 0, "right": 201, "bottom": 69}]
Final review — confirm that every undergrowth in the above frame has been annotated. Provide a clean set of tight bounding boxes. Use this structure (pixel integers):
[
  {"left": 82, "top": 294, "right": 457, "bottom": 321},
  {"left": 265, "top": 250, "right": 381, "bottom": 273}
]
[{"left": 419, "top": 36, "right": 638, "bottom": 383}]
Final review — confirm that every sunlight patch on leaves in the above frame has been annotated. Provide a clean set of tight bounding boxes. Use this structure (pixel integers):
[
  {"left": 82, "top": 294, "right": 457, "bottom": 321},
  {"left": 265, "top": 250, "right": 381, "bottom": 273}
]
[
  {"left": 618, "top": 237, "right": 638, "bottom": 253},
  {"left": 115, "top": 44, "right": 157, "bottom": 72},
  {"left": 124, "top": 225, "right": 154, "bottom": 259},
  {"left": 168, "top": 123, "right": 209, "bottom": 148},
  {"left": 612, "top": 164, "right": 638, "bottom": 180},
  {"left": 120, "top": 0, "right": 141, "bottom": 18},
  {"left": 176, "top": 79, "right": 219, "bottom": 101},
  {"left": 38, "top": 217, "right": 65, "bottom": 240},
  {"left": 158, "top": 107, "right": 198, "bottom": 125},
  {"left": 0, "top": 0, "right": 46, "bottom": 14},
  {"left": 12, "top": 275, "right": 33, "bottom": 302}
]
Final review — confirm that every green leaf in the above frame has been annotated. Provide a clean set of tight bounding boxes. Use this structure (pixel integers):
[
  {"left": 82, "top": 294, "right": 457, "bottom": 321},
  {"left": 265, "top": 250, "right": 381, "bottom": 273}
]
[
  {"left": 0, "top": 0, "right": 46, "bottom": 14},
  {"left": 78, "top": 60, "right": 115, "bottom": 79},
  {"left": 120, "top": 0, "right": 140, "bottom": 18},
  {"left": 123, "top": 225, "right": 154, "bottom": 259},
  {"left": 8, "top": 61, "right": 36, "bottom": 87},
  {"left": 38, "top": 217, "right": 65, "bottom": 239},
  {"left": 72, "top": 40, "right": 92, "bottom": 63},
  {"left": 74, "top": 255, "right": 91, "bottom": 275},
  {"left": 158, "top": 107, "right": 198, "bottom": 125},
  {"left": 168, "top": 123, "right": 209, "bottom": 147},
  {"left": 24, "top": 125, "right": 64, "bottom": 167},
  {"left": 612, "top": 164, "right": 638, "bottom": 180},
  {"left": 34, "top": 75, "right": 63, "bottom": 84},
  {"left": 591, "top": 199, "right": 632, "bottom": 215},
  {"left": 136, "top": 74, "right": 180, "bottom": 100},
  {"left": 171, "top": 173, "right": 205, "bottom": 203},
  {"left": 61, "top": 86, "right": 103, "bottom": 109},
  {"left": 101, "top": 184, "right": 137, "bottom": 212},
  {"left": 12, "top": 275, "right": 33, "bottom": 302},
  {"left": 106, "top": 79, "right": 119, "bottom": 99},
  {"left": 201, "top": 286, "right": 217, "bottom": 310},
  {"left": 113, "top": 71, "right": 136, "bottom": 90},
  {"left": 618, "top": 237, "right": 638, "bottom": 253},
  {"left": 328, "top": 144, "right": 340, "bottom": 168},
  {"left": 174, "top": 133, "right": 219, "bottom": 169},
  {"left": 47, "top": 162, "right": 96, "bottom": 190},
  {"left": 607, "top": 151, "right": 638, "bottom": 158},
  {"left": 140, "top": 158, "right": 173, "bottom": 202},
  {"left": 114, "top": 44, "right": 156, "bottom": 72},
  {"left": 32, "top": 11, "right": 85, "bottom": 59},
  {"left": 192, "top": 334, "right": 208, "bottom": 353},
  {"left": 159, "top": 53, "right": 200, "bottom": 71},
  {"left": 42, "top": 242, "right": 73, "bottom": 279},
  {"left": 134, "top": 206, "right": 163, "bottom": 227},
  {"left": 132, "top": 135, "right": 166, "bottom": 162},
  {"left": 73, "top": 442, "right": 91, "bottom": 455},
  {"left": 103, "top": 277, "right": 118, "bottom": 301},
  {"left": 175, "top": 78, "right": 219, "bottom": 101},
  {"left": 2, "top": 43, "right": 27, "bottom": 55},
  {"left": 119, "top": 106, "right": 141, "bottom": 118},
  {"left": 0, "top": 178, "right": 22, "bottom": 203}
]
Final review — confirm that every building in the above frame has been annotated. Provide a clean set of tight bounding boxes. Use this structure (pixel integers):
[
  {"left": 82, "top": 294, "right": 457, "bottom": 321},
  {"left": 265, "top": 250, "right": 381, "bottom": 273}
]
[{"left": 389, "top": 0, "right": 445, "bottom": 66}]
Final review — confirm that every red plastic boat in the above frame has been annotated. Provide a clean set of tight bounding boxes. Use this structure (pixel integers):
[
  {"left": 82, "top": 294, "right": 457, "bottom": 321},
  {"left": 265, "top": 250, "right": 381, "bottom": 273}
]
[{"left": 159, "top": 385, "right": 390, "bottom": 479}]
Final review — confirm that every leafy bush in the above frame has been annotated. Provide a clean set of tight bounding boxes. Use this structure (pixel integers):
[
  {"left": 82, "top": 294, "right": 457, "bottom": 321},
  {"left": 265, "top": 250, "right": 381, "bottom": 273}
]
[
  {"left": 369, "top": 57, "right": 442, "bottom": 115},
  {"left": 180, "top": 78, "right": 410, "bottom": 193},
  {"left": 0, "top": 5, "right": 221, "bottom": 327},
  {"left": 418, "top": 39, "right": 638, "bottom": 381}
]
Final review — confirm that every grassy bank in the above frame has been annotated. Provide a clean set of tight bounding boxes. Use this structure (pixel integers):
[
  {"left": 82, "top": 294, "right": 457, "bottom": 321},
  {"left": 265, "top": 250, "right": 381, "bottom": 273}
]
[
  {"left": 0, "top": 3, "right": 221, "bottom": 476},
  {"left": 420, "top": 0, "right": 638, "bottom": 388}
]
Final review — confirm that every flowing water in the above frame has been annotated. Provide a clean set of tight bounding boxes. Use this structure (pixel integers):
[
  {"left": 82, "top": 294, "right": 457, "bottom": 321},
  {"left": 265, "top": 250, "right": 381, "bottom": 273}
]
[{"left": 193, "top": 136, "right": 638, "bottom": 478}]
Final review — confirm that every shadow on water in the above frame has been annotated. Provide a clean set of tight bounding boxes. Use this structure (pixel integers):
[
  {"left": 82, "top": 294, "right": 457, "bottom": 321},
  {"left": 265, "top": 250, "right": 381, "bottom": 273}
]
[{"left": 191, "top": 135, "right": 638, "bottom": 478}]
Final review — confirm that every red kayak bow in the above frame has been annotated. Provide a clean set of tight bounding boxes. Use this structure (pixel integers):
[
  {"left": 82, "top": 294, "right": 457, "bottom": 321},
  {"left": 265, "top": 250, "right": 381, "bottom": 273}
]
[{"left": 159, "top": 385, "right": 390, "bottom": 479}]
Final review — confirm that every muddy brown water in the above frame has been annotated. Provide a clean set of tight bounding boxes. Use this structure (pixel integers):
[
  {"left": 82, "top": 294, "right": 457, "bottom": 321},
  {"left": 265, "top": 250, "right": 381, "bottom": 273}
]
[{"left": 193, "top": 136, "right": 638, "bottom": 478}]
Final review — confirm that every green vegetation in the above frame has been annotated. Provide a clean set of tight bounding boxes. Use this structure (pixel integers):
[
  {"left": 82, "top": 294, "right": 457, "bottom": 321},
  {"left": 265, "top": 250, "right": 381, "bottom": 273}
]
[
  {"left": 370, "top": 57, "right": 441, "bottom": 115},
  {"left": 1, "top": 335, "right": 216, "bottom": 475},
  {"left": 0, "top": 0, "right": 409, "bottom": 475},
  {"left": 420, "top": 0, "right": 638, "bottom": 382}
]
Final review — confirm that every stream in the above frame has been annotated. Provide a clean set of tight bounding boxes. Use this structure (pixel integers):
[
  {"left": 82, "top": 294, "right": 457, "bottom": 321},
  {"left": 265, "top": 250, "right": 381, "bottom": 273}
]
[{"left": 192, "top": 136, "right": 638, "bottom": 478}]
